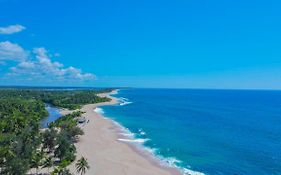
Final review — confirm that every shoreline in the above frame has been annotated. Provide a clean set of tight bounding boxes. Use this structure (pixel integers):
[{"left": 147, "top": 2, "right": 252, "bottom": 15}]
[{"left": 65, "top": 90, "right": 182, "bottom": 175}]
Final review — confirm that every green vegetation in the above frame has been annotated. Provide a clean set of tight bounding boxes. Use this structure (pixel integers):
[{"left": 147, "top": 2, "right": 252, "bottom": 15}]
[
  {"left": 75, "top": 157, "right": 90, "bottom": 175},
  {"left": 0, "top": 89, "right": 112, "bottom": 110},
  {"left": 0, "top": 98, "right": 47, "bottom": 175},
  {"left": 0, "top": 88, "right": 111, "bottom": 174}
]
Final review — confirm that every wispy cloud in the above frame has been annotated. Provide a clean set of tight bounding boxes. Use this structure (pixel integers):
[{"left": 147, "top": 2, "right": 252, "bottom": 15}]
[{"left": 0, "top": 24, "right": 26, "bottom": 34}]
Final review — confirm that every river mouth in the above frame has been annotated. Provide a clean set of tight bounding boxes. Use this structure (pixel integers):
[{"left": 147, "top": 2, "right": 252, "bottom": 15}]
[{"left": 40, "top": 104, "right": 62, "bottom": 128}]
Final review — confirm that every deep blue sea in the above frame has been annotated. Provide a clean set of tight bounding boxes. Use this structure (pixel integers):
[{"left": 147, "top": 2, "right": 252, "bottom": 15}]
[{"left": 101, "top": 88, "right": 281, "bottom": 175}]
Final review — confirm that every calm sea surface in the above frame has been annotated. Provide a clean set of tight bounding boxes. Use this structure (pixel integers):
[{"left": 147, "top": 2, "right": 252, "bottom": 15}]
[
  {"left": 102, "top": 89, "right": 281, "bottom": 175},
  {"left": 41, "top": 104, "right": 61, "bottom": 128}
]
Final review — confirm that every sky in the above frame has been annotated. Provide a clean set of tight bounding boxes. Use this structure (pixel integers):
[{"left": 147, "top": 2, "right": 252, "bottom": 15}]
[{"left": 0, "top": 0, "right": 281, "bottom": 89}]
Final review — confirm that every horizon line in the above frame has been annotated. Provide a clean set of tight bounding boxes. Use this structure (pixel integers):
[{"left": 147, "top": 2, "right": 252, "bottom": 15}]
[{"left": 0, "top": 85, "right": 281, "bottom": 91}]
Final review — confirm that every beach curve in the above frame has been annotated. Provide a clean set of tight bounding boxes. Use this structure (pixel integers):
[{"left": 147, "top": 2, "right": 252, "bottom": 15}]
[{"left": 66, "top": 90, "right": 182, "bottom": 175}]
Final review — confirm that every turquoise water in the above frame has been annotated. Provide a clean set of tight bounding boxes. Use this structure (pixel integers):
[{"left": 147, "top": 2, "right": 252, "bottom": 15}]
[{"left": 102, "top": 89, "right": 281, "bottom": 175}]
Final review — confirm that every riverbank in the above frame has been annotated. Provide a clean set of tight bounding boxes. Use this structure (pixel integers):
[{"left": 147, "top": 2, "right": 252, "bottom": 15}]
[{"left": 65, "top": 90, "right": 181, "bottom": 175}]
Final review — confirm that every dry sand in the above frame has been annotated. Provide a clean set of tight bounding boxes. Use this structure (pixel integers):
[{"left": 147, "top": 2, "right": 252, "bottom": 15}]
[{"left": 66, "top": 90, "right": 182, "bottom": 175}]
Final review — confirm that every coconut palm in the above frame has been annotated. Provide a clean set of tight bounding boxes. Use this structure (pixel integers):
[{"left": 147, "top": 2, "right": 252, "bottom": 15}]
[
  {"left": 30, "top": 152, "right": 43, "bottom": 174},
  {"left": 60, "top": 168, "right": 73, "bottom": 175},
  {"left": 52, "top": 166, "right": 73, "bottom": 175},
  {"left": 42, "top": 156, "right": 53, "bottom": 174},
  {"left": 75, "top": 157, "right": 90, "bottom": 175},
  {"left": 42, "top": 128, "right": 57, "bottom": 153},
  {"left": 51, "top": 166, "right": 62, "bottom": 175}
]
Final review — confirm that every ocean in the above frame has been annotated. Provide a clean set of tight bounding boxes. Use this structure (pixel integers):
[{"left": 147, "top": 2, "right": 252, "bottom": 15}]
[{"left": 100, "top": 88, "right": 281, "bottom": 175}]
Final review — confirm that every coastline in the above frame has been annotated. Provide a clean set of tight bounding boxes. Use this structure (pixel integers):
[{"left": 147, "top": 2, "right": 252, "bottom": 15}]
[{"left": 65, "top": 90, "right": 182, "bottom": 175}]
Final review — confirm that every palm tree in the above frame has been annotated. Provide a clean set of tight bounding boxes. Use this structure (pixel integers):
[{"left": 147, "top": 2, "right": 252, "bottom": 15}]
[
  {"left": 51, "top": 166, "right": 62, "bottom": 175},
  {"left": 42, "top": 128, "right": 57, "bottom": 153},
  {"left": 75, "top": 157, "right": 90, "bottom": 175},
  {"left": 60, "top": 168, "right": 73, "bottom": 175},
  {"left": 30, "top": 152, "right": 43, "bottom": 174},
  {"left": 42, "top": 156, "right": 53, "bottom": 174},
  {"left": 51, "top": 166, "right": 73, "bottom": 175}
]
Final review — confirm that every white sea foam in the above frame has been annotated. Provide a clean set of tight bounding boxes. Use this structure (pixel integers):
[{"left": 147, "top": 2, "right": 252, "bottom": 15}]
[
  {"left": 116, "top": 128, "right": 204, "bottom": 174},
  {"left": 109, "top": 120, "right": 136, "bottom": 139},
  {"left": 182, "top": 168, "right": 205, "bottom": 175},
  {"left": 144, "top": 147, "right": 158, "bottom": 154},
  {"left": 118, "top": 130, "right": 205, "bottom": 175},
  {"left": 142, "top": 146, "right": 205, "bottom": 175},
  {"left": 94, "top": 107, "right": 104, "bottom": 114},
  {"left": 120, "top": 101, "right": 133, "bottom": 106},
  {"left": 138, "top": 128, "right": 146, "bottom": 136},
  {"left": 118, "top": 126, "right": 135, "bottom": 137},
  {"left": 104, "top": 90, "right": 205, "bottom": 175},
  {"left": 117, "top": 138, "right": 150, "bottom": 143},
  {"left": 120, "top": 97, "right": 128, "bottom": 101},
  {"left": 119, "top": 132, "right": 135, "bottom": 137},
  {"left": 113, "top": 122, "right": 205, "bottom": 175},
  {"left": 118, "top": 97, "right": 133, "bottom": 106},
  {"left": 164, "top": 157, "right": 182, "bottom": 165},
  {"left": 155, "top": 154, "right": 204, "bottom": 175}
]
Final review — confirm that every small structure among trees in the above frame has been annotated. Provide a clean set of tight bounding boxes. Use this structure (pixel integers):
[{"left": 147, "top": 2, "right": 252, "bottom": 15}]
[{"left": 77, "top": 117, "right": 86, "bottom": 124}]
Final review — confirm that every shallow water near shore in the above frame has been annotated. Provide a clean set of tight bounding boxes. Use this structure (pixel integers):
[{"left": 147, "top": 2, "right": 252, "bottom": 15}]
[
  {"left": 41, "top": 104, "right": 62, "bottom": 128},
  {"left": 101, "top": 88, "right": 281, "bottom": 175}
]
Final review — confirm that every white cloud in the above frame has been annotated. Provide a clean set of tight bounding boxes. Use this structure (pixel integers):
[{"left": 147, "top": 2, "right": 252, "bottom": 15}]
[
  {"left": 0, "top": 41, "right": 28, "bottom": 62},
  {"left": 17, "top": 61, "right": 35, "bottom": 68},
  {"left": 7, "top": 46, "right": 95, "bottom": 82},
  {"left": 0, "top": 24, "right": 26, "bottom": 34},
  {"left": 0, "top": 24, "right": 95, "bottom": 84}
]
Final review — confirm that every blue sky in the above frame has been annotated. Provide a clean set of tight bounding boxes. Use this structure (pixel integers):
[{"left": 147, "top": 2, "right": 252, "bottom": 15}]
[{"left": 0, "top": 0, "right": 281, "bottom": 89}]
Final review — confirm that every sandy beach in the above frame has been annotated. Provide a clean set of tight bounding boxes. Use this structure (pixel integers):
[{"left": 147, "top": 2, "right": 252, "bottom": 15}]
[{"left": 65, "top": 90, "right": 181, "bottom": 175}]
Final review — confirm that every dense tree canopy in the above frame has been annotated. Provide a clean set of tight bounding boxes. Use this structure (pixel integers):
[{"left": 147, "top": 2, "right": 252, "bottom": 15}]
[
  {"left": 0, "top": 98, "right": 47, "bottom": 175},
  {"left": 0, "top": 88, "right": 110, "bottom": 174},
  {"left": 0, "top": 89, "right": 112, "bottom": 110}
]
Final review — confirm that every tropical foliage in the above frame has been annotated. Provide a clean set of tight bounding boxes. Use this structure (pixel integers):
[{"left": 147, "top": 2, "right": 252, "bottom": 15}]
[
  {"left": 0, "top": 89, "right": 111, "bottom": 110},
  {"left": 75, "top": 157, "right": 90, "bottom": 175},
  {"left": 0, "top": 88, "right": 107, "bottom": 174}
]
